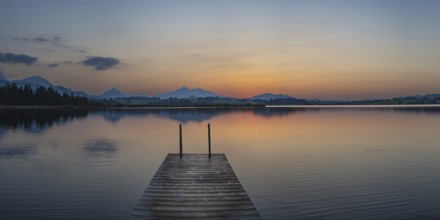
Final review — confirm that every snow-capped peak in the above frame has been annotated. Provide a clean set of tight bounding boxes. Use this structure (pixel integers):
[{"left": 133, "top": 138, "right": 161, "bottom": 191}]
[
  {"left": 15, "top": 76, "right": 53, "bottom": 87},
  {"left": 97, "top": 88, "right": 126, "bottom": 99},
  {"left": 156, "top": 86, "right": 219, "bottom": 99}
]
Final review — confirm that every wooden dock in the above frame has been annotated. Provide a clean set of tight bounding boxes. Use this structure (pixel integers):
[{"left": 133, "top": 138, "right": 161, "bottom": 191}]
[{"left": 131, "top": 153, "right": 261, "bottom": 219}]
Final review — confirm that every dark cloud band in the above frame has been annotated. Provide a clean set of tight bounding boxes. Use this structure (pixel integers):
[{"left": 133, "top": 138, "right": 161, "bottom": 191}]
[
  {"left": 0, "top": 52, "right": 38, "bottom": 66},
  {"left": 12, "top": 36, "right": 60, "bottom": 43},
  {"left": 11, "top": 36, "right": 86, "bottom": 54},
  {"left": 80, "top": 57, "right": 120, "bottom": 71}
]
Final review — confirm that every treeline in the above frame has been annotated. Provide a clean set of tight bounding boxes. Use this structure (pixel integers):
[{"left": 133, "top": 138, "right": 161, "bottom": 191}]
[
  {"left": 102, "top": 97, "right": 264, "bottom": 107},
  {"left": 0, "top": 83, "right": 89, "bottom": 106},
  {"left": 346, "top": 97, "right": 440, "bottom": 105}
]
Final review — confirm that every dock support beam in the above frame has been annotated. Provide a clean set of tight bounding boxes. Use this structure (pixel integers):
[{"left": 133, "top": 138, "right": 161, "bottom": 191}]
[
  {"left": 208, "top": 123, "right": 211, "bottom": 157},
  {"left": 179, "top": 124, "right": 182, "bottom": 158}
]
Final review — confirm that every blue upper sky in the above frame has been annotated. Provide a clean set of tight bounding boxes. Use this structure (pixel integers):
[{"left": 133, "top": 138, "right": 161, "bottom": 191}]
[{"left": 0, "top": 0, "right": 439, "bottom": 99}]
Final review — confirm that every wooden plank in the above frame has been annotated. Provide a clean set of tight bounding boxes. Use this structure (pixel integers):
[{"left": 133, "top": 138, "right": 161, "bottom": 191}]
[{"left": 130, "top": 154, "right": 261, "bottom": 219}]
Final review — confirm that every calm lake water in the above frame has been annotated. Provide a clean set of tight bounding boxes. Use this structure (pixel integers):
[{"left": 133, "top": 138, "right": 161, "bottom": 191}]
[{"left": 1, "top": 106, "right": 440, "bottom": 219}]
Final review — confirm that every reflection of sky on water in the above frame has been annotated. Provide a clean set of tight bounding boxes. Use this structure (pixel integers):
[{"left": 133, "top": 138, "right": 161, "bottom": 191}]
[
  {"left": 83, "top": 139, "right": 119, "bottom": 158},
  {"left": 95, "top": 108, "right": 323, "bottom": 124},
  {"left": 0, "top": 106, "right": 440, "bottom": 219},
  {"left": 95, "top": 108, "right": 233, "bottom": 124},
  {"left": 1, "top": 107, "right": 439, "bottom": 134},
  {"left": 0, "top": 143, "right": 36, "bottom": 158},
  {"left": 94, "top": 106, "right": 440, "bottom": 124}
]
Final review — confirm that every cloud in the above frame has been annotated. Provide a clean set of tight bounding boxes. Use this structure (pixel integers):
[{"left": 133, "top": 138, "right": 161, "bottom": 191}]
[
  {"left": 33, "top": 37, "right": 50, "bottom": 42},
  {"left": 12, "top": 36, "right": 60, "bottom": 43},
  {"left": 80, "top": 56, "right": 120, "bottom": 71},
  {"left": 74, "top": 49, "right": 87, "bottom": 53},
  {"left": 11, "top": 36, "right": 87, "bottom": 53},
  {"left": 47, "top": 63, "right": 59, "bottom": 68},
  {"left": 45, "top": 61, "right": 74, "bottom": 68},
  {"left": 0, "top": 52, "right": 38, "bottom": 65}
]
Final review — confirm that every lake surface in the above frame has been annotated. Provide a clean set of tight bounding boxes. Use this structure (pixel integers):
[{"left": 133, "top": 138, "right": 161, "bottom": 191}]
[{"left": 1, "top": 106, "right": 440, "bottom": 219}]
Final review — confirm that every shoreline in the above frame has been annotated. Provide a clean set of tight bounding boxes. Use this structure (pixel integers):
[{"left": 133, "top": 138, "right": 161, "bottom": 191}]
[
  {"left": 0, "top": 105, "right": 104, "bottom": 110},
  {"left": 1, "top": 104, "right": 440, "bottom": 109},
  {"left": 266, "top": 104, "right": 440, "bottom": 108}
]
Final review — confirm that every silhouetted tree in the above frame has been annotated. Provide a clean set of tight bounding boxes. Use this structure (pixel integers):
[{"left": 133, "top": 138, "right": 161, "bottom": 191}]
[{"left": 0, "top": 83, "right": 90, "bottom": 106}]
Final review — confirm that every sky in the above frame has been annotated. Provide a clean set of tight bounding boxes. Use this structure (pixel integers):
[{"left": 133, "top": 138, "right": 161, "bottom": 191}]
[{"left": 0, "top": 0, "right": 439, "bottom": 100}]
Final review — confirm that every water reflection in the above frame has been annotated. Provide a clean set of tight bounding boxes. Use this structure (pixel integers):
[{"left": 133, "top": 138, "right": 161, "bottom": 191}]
[
  {"left": 0, "top": 107, "right": 439, "bottom": 132},
  {"left": 366, "top": 106, "right": 440, "bottom": 115},
  {"left": 0, "top": 106, "right": 440, "bottom": 219},
  {"left": 99, "top": 106, "right": 440, "bottom": 123},
  {"left": 83, "top": 139, "right": 119, "bottom": 158},
  {"left": 251, "top": 107, "right": 318, "bottom": 118},
  {"left": 96, "top": 108, "right": 240, "bottom": 124},
  {"left": 96, "top": 108, "right": 310, "bottom": 124},
  {"left": 0, "top": 109, "right": 88, "bottom": 133},
  {"left": 268, "top": 105, "right": 440, "bottom": 115},
  {"left": 0, "top": 143, "right": 36, "bottom": 158}
]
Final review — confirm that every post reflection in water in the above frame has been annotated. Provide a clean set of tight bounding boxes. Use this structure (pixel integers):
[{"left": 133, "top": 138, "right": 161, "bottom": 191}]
[{"left": 0, "top": 106, "right": 440, "bottom": 219}]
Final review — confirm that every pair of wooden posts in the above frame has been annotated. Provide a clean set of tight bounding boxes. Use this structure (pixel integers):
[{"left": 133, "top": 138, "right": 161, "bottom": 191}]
[{"left": 179, "top": 123, "right": 211, "bottom": 158}]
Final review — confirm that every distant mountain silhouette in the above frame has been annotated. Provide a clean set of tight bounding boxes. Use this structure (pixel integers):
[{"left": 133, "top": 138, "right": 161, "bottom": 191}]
[
  {"left": 156, "top": 86, "right": 219, "bottom": 99},
  {"left": 251, "top": 93, "right": 291, "bottom": 100},
  {"left": 97, "top": 88, "right": 126, "bottom": 99},
  {"left": 398, "top": 94, "right": 440, "bottom": 100},
  {"left": 0, "top": 74, "right": 439, "bottom": 104},
  {"left": 14, "top": 76, "right": 52, "bottom": 87},
  {"left": 0, "top": 75, "right": 88, "bottom": 97}
]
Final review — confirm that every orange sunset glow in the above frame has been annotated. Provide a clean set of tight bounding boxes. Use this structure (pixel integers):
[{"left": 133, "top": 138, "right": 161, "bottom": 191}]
[{"left": 1, "top": 1, "right": 439, "bottom": 100}]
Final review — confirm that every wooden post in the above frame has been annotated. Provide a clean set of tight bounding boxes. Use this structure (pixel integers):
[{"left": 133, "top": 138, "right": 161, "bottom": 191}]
[
  {"left": 179, "top": 124, "right": 182, "bottom": 158},
  {"left": 208, "top": 123, "right": 211, "bottom": 158}
]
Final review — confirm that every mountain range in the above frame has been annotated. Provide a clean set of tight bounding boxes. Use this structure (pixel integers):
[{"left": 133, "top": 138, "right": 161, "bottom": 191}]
[
  {"left": 250, "top": 93, "right": 291, "bottom": 100},
  {"left": 0, "top": 74, "right": 223, "bottom": 100},
  {"left": 98, "top": 88, "right": 126, "bottom": 99},
  {"left": 156, "top": 86, "right": 218, "bottom": 99},
  {"left": 0, "top": 74, "right": 439, "bottom": 103},
  {"left": 0, "top": 74, "right": 88, "bottom": 98}
]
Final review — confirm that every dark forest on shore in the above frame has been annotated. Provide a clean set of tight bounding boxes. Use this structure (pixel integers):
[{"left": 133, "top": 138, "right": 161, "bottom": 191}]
[
  {"left": 1, "top": 83, "right": 439, "bottom": 107},
  {"left": 0, "top": 83, "right": 89, "bottom": 106}
]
